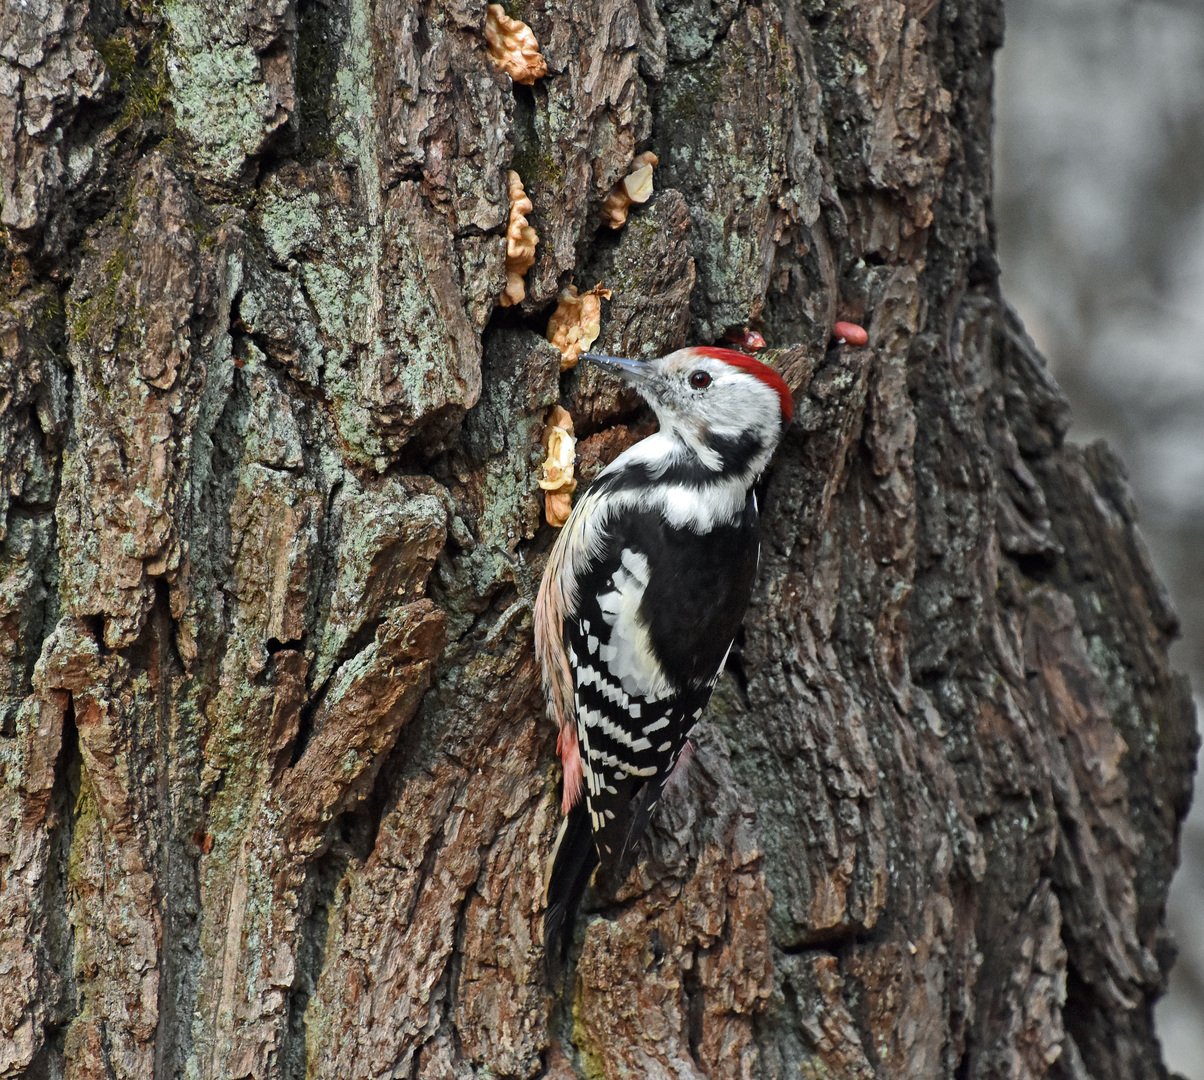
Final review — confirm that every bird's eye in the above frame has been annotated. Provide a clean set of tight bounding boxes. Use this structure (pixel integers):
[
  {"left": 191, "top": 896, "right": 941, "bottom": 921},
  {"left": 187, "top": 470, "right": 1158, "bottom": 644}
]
[{"left": 689, "top": 370, "right": 712, "bottom": 389}]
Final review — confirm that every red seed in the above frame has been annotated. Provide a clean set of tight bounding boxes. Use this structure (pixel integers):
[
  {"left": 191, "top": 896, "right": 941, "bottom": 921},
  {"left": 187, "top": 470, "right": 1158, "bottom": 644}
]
[
  {"left": 192, "top": 830, "right": 214, "bottom": 854},
  {"left": 833, "top": 321, "right": 868, "bottom": 346},
  {"left": 723, "top": 327, "right": 767, "bottom": 351}
]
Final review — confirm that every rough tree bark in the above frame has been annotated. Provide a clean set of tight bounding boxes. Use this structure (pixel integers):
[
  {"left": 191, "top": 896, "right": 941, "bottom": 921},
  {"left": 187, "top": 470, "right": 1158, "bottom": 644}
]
[{"left": 0, "top": 0, "right": 1196, "bottom": 1077}]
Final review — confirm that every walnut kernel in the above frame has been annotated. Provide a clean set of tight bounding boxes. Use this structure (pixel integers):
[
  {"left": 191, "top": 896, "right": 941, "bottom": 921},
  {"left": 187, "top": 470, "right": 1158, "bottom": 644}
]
[
  {"left": 601, "top": 151, "right": 659, "bottom": 229},
  {"left": 546, "top": 284, "right": 611, "bottom": 371},
  {"left": 484, "top": 4, "right": 548, "bottom": 85},
  {"left": 500, "top": 170, "right": 538, "bottom": 307},
  {"left": 539, "top": 405, "right": 577, "bottom": 527}
]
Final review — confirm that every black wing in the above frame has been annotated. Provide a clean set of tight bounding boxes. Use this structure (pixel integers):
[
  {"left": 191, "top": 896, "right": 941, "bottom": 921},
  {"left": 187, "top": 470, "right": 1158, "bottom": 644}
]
[{"left": 566, "top": 491, "right": 760, "bottom": 886}]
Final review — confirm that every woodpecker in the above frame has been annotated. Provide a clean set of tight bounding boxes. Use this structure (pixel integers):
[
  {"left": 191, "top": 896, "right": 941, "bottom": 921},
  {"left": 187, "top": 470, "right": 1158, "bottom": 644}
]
[{"left": 536, "top": 345, "right": 792, "bottom": 965}]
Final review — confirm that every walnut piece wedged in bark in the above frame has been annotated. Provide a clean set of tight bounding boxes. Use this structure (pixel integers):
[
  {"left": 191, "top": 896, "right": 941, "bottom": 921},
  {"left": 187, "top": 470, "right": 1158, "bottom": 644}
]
[
  {"left": 484, "top": 4, "right": 548, "bottom": 85},
  {"left": 601, "top": 151, "right": 659, "bottom": 229},
  {"left": 500, "top": 170, "right": 538, "bottom": 307},
  {"left": 546, "top": 283, "right": 612, "bottom": 370},
  {"left": 539, "top": 405, "right": 577, "bottom": 527}
]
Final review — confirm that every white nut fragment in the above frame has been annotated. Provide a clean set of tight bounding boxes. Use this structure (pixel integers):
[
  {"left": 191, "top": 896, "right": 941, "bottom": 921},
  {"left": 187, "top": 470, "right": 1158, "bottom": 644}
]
[
  {"left": 601, "top": 151, "right": 659, "bottom": 229},
  {"left": 546, "top": 283, "right": 611, "bottom": 371},
  {"left": 500, "top": 170, "right": 538, "bottom": 307},
  {"left": 539, "top": 405, "right": 577, "bottom": 527},
  {"left": 484, "top": 4, "right": 548, "bottom": 85}
]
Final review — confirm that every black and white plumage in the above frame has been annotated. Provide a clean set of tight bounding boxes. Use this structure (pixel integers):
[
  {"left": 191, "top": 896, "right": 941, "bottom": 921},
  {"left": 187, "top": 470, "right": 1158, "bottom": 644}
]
[{"left": 535, "top": 346, "right": 792, "bottom": 966}]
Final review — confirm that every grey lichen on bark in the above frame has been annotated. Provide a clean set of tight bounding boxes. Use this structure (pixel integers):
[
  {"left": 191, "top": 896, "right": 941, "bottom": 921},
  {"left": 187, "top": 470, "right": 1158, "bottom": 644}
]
[{"left": 0, "top": 0, "right": 1195, "bottom": 1078}]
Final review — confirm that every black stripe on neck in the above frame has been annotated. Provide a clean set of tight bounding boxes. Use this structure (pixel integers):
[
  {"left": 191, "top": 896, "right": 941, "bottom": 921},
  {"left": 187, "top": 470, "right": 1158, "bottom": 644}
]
[
  {"left": 595, "top": 431, "right": 767, "bottom": 494},
  {"left": 595, "top": 459, "right": 728, "bottom": 493},
  {"left": 708, "top": 429, "right": 765, "bottom": 474}
]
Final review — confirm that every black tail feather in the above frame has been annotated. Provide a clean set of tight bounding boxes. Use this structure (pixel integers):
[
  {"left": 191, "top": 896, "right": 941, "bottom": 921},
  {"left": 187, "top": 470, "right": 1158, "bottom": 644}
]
[
  {"left": 543, "top": 801, "right": 597, "bottom": 978},
  {"left": 592, "top": 777, "right": 662, "bottom": 896}
]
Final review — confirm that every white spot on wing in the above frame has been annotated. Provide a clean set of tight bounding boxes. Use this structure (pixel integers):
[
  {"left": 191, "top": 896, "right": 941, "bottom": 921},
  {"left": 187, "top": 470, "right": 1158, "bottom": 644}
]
[
  {"left": 620, "top": 548, "right": 645, "bottom": 576},
  {"left": 595, "top": 548, "right": 673, "bottom": 700}
]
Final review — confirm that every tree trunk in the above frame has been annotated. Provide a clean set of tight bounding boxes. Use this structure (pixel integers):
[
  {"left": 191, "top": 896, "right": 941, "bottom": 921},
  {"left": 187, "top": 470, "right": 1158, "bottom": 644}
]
[{"left": 0, "top": 0, "right": 1195, "bottom": 1077}]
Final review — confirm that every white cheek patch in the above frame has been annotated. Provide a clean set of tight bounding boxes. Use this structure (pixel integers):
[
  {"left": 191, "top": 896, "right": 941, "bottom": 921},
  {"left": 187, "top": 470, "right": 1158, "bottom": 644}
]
[{"left": 595, "top": 547, "right": 674, "bottom": 701}]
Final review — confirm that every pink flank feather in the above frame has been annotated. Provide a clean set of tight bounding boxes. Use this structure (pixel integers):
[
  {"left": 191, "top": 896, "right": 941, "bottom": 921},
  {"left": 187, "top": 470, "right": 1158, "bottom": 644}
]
[{"left": 557, "top": 726, "right": 584, "bottom": 814}]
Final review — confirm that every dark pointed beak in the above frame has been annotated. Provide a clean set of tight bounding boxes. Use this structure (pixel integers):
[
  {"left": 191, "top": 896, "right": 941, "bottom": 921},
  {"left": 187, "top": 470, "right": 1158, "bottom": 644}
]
[{"left": 582, "top": 352, "right": 651, "bottom": 386}]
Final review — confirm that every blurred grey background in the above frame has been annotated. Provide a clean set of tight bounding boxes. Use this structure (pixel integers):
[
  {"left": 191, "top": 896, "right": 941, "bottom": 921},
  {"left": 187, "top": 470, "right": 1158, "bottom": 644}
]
[{"left": 995, "top": 0, "right": 1204, "bottom": 1073}]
